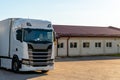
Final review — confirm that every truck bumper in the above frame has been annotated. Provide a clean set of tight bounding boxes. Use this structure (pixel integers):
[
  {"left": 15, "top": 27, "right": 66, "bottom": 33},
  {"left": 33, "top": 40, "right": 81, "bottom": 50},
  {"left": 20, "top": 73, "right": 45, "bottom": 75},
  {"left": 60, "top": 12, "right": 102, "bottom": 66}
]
[
  {"left": 20, "top": 64, "right": 54, "bottom": 71},
  {"left": 20, "top": 58, "right": 54, "bottom": 71}
]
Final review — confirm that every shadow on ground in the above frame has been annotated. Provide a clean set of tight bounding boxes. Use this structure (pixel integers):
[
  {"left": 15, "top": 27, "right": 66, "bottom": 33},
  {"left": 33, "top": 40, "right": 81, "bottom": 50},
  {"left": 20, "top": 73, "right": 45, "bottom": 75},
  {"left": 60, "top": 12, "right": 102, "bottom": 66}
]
[
  {"left": 55, "top": 56, "right": 120, "bottom": 62},
  {"left": 0, "top": 68, "right": 48, "bottom": 80}
]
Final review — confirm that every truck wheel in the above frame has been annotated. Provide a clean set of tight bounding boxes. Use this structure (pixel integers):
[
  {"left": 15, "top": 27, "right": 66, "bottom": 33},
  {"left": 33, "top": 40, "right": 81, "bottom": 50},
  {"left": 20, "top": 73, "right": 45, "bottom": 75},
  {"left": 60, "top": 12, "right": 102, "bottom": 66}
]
[
  {"left": 41, "top": 70, "right": 49, "bottom": 73},
  {"left": 12, "top": 58, "right": 20, "bottom": 73}
]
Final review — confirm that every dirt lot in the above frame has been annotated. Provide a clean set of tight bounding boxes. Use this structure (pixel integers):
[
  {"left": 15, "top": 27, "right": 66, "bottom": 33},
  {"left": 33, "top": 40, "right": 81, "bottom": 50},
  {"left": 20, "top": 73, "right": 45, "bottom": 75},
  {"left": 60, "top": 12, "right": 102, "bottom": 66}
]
[{"left": 1, "top": 56, "right": 120, "bottom": 80}]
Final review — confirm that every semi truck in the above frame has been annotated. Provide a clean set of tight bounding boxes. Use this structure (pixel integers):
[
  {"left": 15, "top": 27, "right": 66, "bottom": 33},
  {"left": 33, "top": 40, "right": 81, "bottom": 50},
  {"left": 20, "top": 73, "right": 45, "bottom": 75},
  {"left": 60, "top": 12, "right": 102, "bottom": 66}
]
[{"left": 0, "top": 18, "right": 55, "bottom": 73}]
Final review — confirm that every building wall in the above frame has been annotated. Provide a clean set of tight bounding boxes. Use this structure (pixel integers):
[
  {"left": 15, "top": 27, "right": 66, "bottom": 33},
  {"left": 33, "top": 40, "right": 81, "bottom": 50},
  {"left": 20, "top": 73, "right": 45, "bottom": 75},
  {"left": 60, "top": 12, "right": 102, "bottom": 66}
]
[
  {"left": 56, "top": 37, "right": 120, "bottom": 57},
  {"left": 81, "top": 39, "right": 104, "bottom": 55},
  {"left": 57, "top": 37, "right": 68, "bottom": 56}
]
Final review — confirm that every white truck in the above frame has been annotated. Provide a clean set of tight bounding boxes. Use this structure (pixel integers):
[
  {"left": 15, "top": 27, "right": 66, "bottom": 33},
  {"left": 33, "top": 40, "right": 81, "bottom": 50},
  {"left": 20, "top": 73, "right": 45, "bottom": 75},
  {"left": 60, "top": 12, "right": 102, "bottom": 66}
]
[{"left": 0, "top": 18, "right": 55, "bottom": 73}]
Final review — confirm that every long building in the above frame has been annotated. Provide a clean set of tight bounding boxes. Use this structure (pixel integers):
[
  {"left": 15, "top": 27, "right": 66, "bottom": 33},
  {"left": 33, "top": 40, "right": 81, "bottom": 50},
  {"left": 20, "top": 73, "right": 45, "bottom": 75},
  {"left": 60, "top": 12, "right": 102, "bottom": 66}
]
[{"left": 53, "top": 25, "right": 120, "bottom": 57}]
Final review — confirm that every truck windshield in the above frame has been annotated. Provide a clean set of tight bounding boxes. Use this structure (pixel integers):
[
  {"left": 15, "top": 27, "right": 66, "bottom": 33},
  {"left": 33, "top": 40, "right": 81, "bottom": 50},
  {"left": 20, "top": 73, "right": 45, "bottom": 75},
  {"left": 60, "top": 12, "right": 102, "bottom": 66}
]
[{"left": 23, "top": 28, "right": 53, "bottom": 43}]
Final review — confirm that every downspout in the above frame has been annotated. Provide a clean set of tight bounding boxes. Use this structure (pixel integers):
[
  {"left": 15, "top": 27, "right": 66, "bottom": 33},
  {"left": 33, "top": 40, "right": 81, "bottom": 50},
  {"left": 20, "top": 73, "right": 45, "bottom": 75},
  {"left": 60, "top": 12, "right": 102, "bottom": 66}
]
[
  {"left": 103, "top": 40, "right": 106, "bottom": 54},
  {"left": 67, "top": 37, "right": 70, "bottom": 57},
  {"left": 56, "top": 38, "right": 59, "bottom": 57}
]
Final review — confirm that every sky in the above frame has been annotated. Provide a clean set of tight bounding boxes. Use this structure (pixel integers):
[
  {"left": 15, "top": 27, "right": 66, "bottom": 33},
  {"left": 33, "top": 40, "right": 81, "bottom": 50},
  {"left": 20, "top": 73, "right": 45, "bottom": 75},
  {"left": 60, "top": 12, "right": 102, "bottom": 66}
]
[{"left": 0, "top": 0, "right": 120, "bottom": 27}]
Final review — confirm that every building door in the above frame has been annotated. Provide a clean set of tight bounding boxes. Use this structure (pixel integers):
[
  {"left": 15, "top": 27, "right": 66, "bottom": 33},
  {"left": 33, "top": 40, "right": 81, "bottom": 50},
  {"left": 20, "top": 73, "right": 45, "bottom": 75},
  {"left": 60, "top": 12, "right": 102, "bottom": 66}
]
[
  {"left": 68, "top": 40, "right": 80, "bottom": 56},
  {"left": 57, "top": 39, "right": 67, "bottom": 56}
]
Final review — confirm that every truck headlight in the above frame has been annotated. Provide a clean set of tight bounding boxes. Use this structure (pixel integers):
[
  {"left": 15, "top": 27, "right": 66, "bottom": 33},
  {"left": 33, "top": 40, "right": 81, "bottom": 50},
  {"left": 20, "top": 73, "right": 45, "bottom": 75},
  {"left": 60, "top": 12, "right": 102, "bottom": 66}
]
[{"left": 22, "top": 59, "right": 30, "bottom": 65}]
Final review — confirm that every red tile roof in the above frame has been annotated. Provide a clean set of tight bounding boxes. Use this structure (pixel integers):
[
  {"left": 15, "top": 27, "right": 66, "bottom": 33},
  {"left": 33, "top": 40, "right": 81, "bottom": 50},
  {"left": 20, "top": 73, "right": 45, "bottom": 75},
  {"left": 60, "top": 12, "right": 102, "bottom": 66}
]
[{"left": 53, "top": 25, "right": 120, "bottom": 38}]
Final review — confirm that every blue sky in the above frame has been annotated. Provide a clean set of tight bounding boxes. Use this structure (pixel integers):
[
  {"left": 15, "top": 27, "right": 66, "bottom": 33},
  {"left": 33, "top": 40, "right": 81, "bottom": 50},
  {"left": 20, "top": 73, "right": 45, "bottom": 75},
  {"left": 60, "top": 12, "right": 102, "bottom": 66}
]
[{"left": 0, "top": 0, "right": 120, "bottom": 27}]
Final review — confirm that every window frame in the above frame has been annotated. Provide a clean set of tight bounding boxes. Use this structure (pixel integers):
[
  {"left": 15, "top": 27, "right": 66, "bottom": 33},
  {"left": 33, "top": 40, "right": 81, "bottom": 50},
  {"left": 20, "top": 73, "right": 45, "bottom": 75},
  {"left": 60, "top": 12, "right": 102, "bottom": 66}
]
[
  {"left": 95, "top": 42, "right": 101, "bottom": 48},
  {"left": 106, "top": 42, "right": 112, "bottom": 48},
  {"left": 70, "top": 42, "right": 77, "bottom": 48},
  {"left": 83, "top": 42, "right": 90, "bottom": 48},
  {"left": 58, "top": 42, "right": 64, "bottom": 48}
]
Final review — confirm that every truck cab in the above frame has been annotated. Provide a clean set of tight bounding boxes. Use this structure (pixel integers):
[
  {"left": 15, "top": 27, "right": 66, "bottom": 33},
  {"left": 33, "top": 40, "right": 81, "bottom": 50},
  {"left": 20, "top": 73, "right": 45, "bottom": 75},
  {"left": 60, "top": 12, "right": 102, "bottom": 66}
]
[{"left": 0, "top": 18, "right": 55, "bottom": 72}]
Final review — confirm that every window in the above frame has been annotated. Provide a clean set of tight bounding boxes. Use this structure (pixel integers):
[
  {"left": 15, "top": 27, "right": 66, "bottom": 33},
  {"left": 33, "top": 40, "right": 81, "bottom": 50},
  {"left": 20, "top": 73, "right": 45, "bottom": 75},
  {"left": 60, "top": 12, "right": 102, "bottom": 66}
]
[
  {"left": 95, "top": 42, "right": 101, "bottom": 48},
  {"left": 16, "top": 29, "right": 22, "bottom": 42},
  {"left": 58, "top": 43, "right": 64, "bottom": 48},
  {"left": 23, "top": 29, "right": 53, "bottom": 43},
  {"left": 70, "top": 42, "right": 77, "bottom": 48},
  {"left": 106, "top": 42, "right": 112, "bottom": 47},
  {"left": 83, "top": 42, "right": 90, "bottom": 48}
]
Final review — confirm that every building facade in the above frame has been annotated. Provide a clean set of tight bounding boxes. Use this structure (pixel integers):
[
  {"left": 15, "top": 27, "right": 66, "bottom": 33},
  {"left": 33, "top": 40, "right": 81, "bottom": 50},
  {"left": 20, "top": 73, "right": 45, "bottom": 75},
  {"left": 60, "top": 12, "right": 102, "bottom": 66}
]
[{"left": 53, "top": 25, "right": 120, "bottom": 57}]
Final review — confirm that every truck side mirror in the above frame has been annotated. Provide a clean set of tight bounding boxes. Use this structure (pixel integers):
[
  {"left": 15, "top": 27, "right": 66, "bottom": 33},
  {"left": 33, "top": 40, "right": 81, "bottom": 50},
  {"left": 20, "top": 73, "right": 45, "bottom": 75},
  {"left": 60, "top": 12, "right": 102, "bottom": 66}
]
[
  {"left": 16, "top": 29, "right": 22, "bottom": 42},
  {"left": 53, "top": 32, "right": 56, "bottom": 42}
]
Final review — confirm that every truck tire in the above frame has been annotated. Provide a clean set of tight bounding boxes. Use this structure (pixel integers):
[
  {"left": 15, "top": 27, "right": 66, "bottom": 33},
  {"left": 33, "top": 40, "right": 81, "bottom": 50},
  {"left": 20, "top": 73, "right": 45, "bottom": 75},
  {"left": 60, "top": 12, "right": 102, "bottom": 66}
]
[
  {"left": 41, "top": 70, "right": 49, "bottom": 73},
  {"left": 12, "top": 57, "right": 20, "bottom": 73}
]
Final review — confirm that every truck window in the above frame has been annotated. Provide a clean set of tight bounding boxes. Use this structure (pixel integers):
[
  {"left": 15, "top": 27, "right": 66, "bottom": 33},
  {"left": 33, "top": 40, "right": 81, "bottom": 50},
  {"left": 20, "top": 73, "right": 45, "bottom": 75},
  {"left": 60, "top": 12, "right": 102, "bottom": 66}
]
[
  {"left": 16, "top": 29, "right": 22, "bottom": 42},
  {"left": 23, "top": 29, "right": 53, "bottom": 43}
]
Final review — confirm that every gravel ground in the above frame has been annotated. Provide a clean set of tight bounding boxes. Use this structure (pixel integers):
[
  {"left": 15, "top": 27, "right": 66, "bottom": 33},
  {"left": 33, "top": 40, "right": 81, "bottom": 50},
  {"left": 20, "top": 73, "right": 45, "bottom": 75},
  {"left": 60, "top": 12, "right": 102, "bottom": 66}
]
[{"left": 1, "top": 56, "right": 120, "bottom": 80}]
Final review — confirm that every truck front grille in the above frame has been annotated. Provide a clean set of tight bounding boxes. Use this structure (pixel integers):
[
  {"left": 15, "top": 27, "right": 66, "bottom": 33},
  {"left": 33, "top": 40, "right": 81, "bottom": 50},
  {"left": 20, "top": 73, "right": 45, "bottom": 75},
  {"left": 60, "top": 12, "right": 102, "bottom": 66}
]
[{"left": 28, "top": 49, "right": 53, "bottom": 67}]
